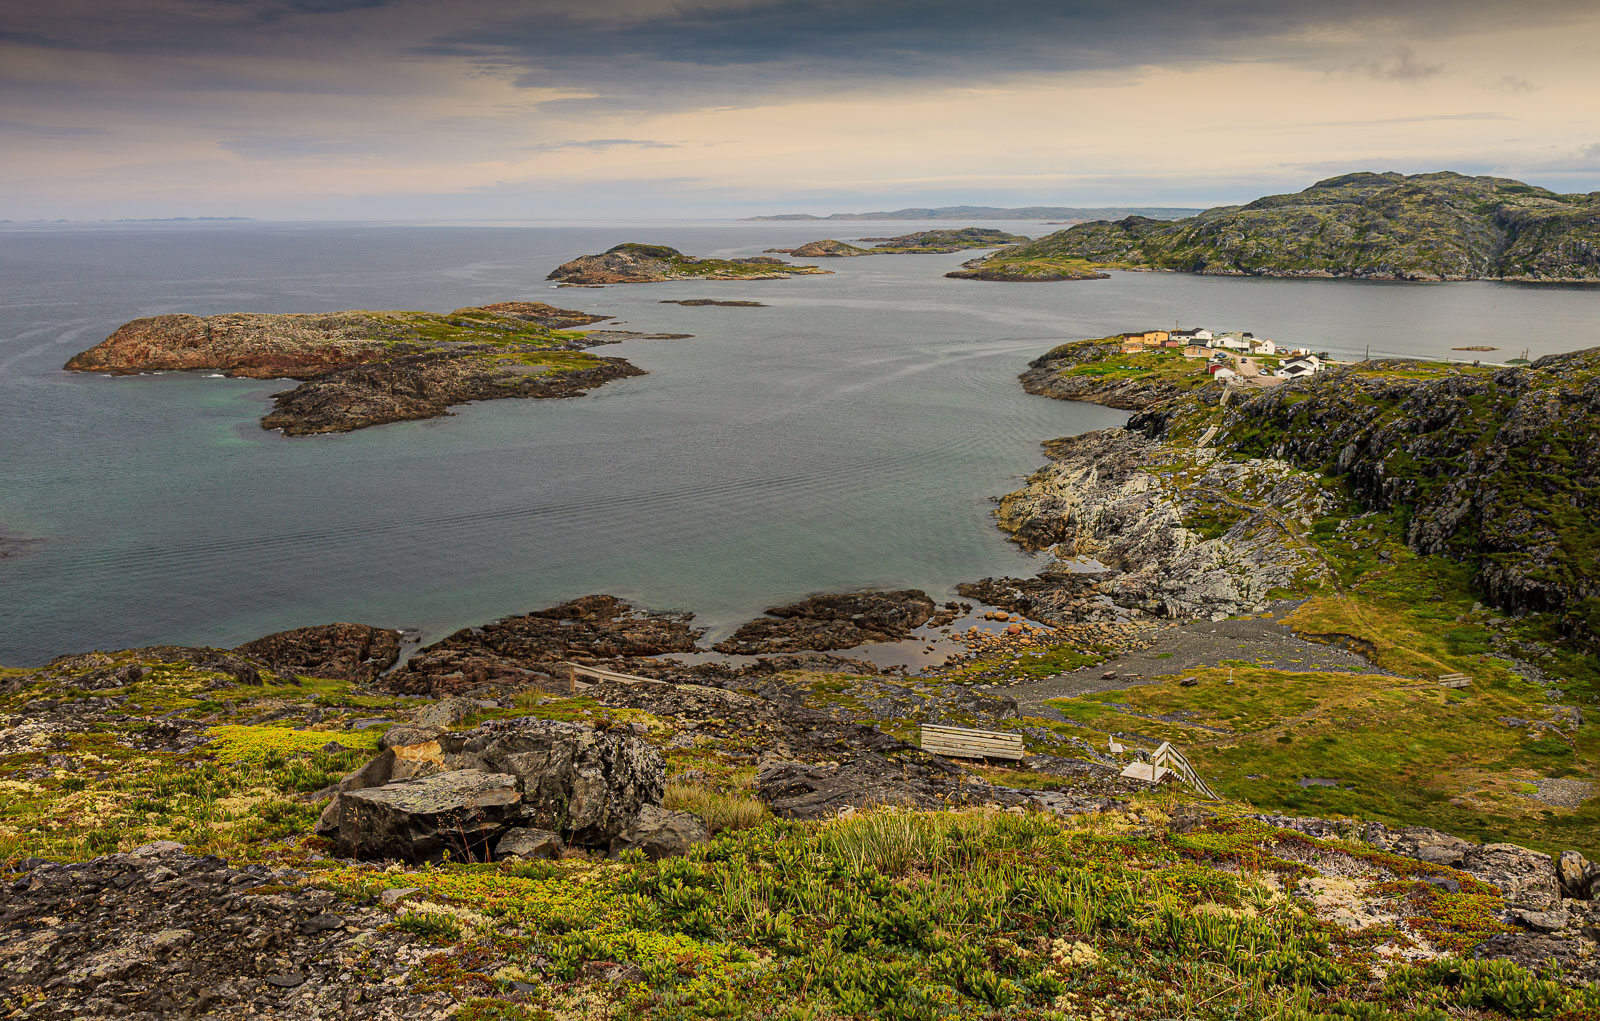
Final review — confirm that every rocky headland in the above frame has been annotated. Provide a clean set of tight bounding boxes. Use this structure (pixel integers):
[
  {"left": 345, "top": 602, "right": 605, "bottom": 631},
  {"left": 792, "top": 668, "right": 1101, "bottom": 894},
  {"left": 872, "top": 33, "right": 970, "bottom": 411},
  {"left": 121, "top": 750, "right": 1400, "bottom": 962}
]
[
  {"left": 545, "top": 243, "right": 829, "bottom": 285},
  {"left": 961, "top": 171, "right": 1600, "bottom": 282},
  {"left": 64, "top": 302, "right": 665, "bottom": 435}
]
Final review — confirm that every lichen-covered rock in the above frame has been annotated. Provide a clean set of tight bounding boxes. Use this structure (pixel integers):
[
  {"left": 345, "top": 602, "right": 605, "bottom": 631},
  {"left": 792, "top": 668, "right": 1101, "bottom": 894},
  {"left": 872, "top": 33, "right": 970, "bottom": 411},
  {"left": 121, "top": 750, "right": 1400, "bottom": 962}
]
[
  {"left": 318, "top": 769, "right": 522, "bottom": 862},
  {"left": 1557, "top": 850, "right": 1598, "bottom": 900},
  {"left": 496, "top": 826, "right": 565, "bottom": 860},
  {"left": 1461, "top": 843, "right": 1563, "bottom": 912},
  {"left": 609, "top": 805, "right": 709, "bottom": 859},
  {"left": 432, "top": 721, "right": 665, "bottom": 846}
]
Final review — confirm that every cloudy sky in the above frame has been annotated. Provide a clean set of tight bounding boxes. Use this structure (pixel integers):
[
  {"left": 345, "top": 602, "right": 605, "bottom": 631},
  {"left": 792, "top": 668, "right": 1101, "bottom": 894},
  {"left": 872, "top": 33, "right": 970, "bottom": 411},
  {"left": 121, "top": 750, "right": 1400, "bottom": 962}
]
[{"left": 3, "top": 0, "right": 1598, "bottom": 219}]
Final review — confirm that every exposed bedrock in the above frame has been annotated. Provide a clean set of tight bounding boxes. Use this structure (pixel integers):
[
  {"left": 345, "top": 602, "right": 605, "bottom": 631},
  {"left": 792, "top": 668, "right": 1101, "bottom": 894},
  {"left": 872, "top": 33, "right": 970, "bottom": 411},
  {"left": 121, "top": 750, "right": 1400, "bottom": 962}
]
[
  {"left": 387, "top": 594, "right": 705, "bottom": 696},
  {"left": 712, "top": 590, "right": 937, "bottom": 654}
]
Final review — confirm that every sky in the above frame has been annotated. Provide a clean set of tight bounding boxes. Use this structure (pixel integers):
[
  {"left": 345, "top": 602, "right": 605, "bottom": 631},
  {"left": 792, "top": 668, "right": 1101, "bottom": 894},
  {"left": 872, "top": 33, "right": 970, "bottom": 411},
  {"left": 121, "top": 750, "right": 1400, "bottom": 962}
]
[{"left": 2, "top": 0, "right": 1599, "bottom": 220}]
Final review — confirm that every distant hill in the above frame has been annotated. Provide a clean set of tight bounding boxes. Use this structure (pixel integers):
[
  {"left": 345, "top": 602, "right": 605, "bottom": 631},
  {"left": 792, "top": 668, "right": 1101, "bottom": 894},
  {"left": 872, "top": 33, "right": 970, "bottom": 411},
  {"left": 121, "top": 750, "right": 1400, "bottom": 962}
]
[
  {"left": 747, "top": 205, "right": 1201, "bottom": 222},
  {"left": 973, "top": 172, "right": 1600, "bottom": 281}
]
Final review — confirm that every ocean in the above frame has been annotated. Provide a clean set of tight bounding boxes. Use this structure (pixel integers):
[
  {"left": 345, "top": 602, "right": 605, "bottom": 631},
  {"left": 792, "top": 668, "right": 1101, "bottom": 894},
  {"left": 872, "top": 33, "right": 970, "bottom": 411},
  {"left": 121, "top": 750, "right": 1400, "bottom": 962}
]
[{"left": 2, "top": 220, "right": 1596, "bottom": 664}]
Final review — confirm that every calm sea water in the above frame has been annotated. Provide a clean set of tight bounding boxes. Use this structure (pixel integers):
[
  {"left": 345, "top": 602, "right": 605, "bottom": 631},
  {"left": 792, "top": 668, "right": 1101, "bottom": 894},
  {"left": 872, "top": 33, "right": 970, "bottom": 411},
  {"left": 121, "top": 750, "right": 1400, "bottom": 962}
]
[{"left": 2, "top": 221, "right": 1597, "bottom": 665}]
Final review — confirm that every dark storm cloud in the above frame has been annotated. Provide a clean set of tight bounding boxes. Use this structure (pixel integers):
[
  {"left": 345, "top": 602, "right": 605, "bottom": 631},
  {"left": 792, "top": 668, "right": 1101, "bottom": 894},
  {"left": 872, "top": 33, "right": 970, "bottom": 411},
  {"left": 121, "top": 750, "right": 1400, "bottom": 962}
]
[
  {"left": 2, "top": 0, "right": 1592, "bottom": 105},
  {"left": 406, "top": 0, "right": 1590, "bottom": 110}
]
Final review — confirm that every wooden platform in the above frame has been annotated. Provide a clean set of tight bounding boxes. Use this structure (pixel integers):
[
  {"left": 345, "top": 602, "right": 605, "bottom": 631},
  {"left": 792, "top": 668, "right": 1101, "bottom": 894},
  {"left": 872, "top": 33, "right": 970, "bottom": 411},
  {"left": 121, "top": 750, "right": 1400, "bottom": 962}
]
[
  {"left": 919, "top": 724, "right": 1025, "bottom": 762},
  {"left": 1438, "top": 672, "right": 1472, "bottom": 689}
]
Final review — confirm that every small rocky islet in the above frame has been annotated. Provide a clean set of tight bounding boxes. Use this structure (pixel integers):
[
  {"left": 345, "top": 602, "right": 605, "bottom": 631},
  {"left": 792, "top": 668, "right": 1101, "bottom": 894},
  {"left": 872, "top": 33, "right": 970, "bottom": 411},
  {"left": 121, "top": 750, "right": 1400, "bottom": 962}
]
[
  {"left": 766, "top": 228, "right": 1030, "bottom": 258},
  {"left": 545, "top": 242, "right": 830, "bottom": 285},
  {"left": 62, "top": 301, "right": 674, "bottom": 435}
]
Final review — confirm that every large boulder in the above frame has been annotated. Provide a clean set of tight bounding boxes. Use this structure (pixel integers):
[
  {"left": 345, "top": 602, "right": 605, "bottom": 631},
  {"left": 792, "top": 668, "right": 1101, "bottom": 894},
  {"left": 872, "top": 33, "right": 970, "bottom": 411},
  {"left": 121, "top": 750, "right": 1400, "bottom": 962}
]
[
  {"left": 433, "top": 721, "right": 664, "bottom": 846},
  {"left": 317, "top": 769, "right": 522, "bottom": 863},
  {"left": 1460, "top": 843, "right": 1563, "bottom": 912},
  {"left": 609, "top": 806, "right": 710, "bottom": 860},
  {"left": 317, "top": 719, "right": 666, "bottom": 860},
  {"left": 1557, "top": 850, "right": 1597, "bottom": 901}
]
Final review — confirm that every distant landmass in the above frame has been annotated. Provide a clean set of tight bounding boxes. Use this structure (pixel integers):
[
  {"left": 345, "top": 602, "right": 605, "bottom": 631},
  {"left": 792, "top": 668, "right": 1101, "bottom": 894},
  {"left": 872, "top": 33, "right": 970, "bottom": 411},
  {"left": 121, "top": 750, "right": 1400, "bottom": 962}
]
[
  {"left": 0, "top": 216, "right": 255, "bottom": 224},
  {"left": 746, "top": 205, "right": 1202, "bottom": 222},
  {"left": 964, "top": 172, "right": 1600, "bottom": 282}
]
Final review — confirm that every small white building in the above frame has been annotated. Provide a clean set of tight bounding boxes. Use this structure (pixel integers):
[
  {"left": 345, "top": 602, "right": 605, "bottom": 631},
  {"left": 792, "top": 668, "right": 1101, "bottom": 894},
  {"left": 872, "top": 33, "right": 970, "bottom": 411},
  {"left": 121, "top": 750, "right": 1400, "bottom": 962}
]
[
  {"left": 1210, "top": 331, "right": 1251, "bottom": 351},
  {"left": 1277, "top": 356, "right": 1321, "bottom": 379},
  {"left": 1250, "top": 338, "right": 1277, "bottom": 356},
  {"left": 1171, "top": 327, "right": 1213, "bottom": 344}
]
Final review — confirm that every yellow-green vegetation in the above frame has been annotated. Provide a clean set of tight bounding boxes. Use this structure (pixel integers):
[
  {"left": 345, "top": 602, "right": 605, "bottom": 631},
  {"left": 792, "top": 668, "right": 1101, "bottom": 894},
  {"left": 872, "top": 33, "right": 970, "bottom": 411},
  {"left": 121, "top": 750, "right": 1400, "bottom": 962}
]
[
  {"left": 0, "top": 657, "right": 395, "bottom": 861},
  {"left": 305, "top": 806, "right": 1594, "bottom": 1020}
]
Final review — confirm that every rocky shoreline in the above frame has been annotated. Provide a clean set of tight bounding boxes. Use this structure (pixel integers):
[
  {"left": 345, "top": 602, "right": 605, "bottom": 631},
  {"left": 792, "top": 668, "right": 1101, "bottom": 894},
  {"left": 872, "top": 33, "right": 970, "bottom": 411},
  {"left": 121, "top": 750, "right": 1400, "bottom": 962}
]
[{"left": 64, "top": 302, "right": 670, "bottom": 435}]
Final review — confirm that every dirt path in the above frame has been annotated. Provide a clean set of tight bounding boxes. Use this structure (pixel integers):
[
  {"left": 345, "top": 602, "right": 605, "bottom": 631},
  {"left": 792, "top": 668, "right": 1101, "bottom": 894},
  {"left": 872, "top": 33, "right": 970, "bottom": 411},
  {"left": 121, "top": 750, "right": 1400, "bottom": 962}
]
[{"left": 1004, "top": 609, "right": 1392, "bottom": 719}]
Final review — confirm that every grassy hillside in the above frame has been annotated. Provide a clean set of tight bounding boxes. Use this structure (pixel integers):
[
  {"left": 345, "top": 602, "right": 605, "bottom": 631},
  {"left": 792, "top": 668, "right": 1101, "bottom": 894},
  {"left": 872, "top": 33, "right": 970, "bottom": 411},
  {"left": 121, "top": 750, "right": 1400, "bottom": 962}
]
[{"left": 970, "top": 172, "right": 1600, "bottom": 281}]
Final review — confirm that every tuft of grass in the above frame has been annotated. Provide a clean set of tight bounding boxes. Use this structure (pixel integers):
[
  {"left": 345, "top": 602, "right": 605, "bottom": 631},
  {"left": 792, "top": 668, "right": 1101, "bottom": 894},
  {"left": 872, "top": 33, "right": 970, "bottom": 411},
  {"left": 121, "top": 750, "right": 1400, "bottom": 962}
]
[{"left": 662, "top": 784, "right": 771, "bottom": 835}]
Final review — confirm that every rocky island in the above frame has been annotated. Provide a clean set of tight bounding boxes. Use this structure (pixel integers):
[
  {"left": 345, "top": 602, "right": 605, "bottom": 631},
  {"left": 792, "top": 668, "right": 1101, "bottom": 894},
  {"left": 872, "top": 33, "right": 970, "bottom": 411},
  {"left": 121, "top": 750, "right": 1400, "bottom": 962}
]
[
  {"left": 768, "top": 228, "right": 1029, "bottom": 258},
  {"left": 958, "top": 171, "right": 1600, "bottom": 282},
  {"left": 64, "top": 302, "right": 665, "bottom": 435},
  {"left": 545, "top": 242, "right": 829, "bottom": 285}
]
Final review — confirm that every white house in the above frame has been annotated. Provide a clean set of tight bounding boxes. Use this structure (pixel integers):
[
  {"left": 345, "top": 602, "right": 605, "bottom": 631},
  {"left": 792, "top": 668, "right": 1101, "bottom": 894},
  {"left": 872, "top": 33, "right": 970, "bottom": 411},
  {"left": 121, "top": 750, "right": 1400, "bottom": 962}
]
[
  {"left": 1277, "top": 356, "right": 1321, "bottom": 379},
  {"left": 1210, "top": 331, "right": 1251, "bottom": 351},
  {"left": 1250, "top": 338, "right": 1277, "bottom": 356},
  {"left": 1171, "top": 327, "right": 1213, "bottom": 344}
]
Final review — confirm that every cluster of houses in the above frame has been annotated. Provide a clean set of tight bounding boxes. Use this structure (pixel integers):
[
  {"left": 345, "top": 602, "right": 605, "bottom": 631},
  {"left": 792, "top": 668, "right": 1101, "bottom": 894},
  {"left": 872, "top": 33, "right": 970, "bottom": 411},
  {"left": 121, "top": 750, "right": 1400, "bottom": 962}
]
[{"left": 1120, "top": 328, "right": 1329, "bottom": 383}]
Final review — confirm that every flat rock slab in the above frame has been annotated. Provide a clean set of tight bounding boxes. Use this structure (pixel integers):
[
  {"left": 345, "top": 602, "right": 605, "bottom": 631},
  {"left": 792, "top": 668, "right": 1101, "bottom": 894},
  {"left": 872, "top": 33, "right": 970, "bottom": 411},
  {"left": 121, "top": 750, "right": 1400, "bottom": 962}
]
[{"left": 323, "top": 769, "right": 522, "bottom": 863}]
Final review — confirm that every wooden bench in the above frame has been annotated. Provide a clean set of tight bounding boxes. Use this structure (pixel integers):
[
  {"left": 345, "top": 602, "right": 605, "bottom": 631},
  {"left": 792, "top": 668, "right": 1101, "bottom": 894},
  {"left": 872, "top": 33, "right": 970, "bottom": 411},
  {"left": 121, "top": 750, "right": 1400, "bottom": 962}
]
[
  {"left": 919, "top": 724, "right": 1025, "bottom": 762},
  {"left": 1437, "top": 673, "right": 1471, "bottom": 689}
]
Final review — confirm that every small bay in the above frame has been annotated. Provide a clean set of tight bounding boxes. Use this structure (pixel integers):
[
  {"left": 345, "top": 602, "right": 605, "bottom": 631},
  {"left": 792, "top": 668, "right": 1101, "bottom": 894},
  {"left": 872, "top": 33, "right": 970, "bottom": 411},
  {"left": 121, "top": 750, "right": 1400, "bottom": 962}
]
[{"left": 2, "top": 220, "right": 1596, "bottom": 664}]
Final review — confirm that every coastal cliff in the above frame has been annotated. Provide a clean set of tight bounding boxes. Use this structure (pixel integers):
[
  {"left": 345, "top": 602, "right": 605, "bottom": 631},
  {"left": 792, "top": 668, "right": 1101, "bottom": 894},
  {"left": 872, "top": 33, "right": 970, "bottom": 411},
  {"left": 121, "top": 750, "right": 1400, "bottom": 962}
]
[
  {"left": 963, "top": 171, "right": 1600, "bottom": 282},
  {"left": 546, "top": 243, "right": 829, "bottom": 284},
  {"left": 65, "top": 302, "right": 658, "bottom": 435},
  {"left": 1010, "top": 337, "right": 1600, "bottom": 663}
]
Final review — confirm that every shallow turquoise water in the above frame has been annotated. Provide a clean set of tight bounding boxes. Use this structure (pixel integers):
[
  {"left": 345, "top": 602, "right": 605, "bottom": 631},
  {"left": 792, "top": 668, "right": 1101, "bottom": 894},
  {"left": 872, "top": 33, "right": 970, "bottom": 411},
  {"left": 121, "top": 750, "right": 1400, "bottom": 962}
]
[{"left": 2, "top": 221, "right": 1596, "bottom": 664}]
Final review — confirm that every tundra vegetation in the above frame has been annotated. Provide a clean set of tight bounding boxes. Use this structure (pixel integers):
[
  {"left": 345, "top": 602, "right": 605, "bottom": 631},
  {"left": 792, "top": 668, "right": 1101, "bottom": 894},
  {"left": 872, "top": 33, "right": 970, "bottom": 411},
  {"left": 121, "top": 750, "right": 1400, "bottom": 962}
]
[
  {"left": 958, "top": 172, "right": 1600, "bottom": 282},
  {"left": 6, "top": 333, "right": 1600, "bottom": 1018}
]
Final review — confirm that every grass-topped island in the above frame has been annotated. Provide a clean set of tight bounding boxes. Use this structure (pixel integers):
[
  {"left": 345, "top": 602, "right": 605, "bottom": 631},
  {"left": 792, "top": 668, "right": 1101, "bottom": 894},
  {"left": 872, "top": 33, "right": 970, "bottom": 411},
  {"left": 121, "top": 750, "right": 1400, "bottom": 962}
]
[
  {"left": 64, "top": 302, "right": 678, "bottom": 435},
  {"left": 546, "top": 243, "right": 831, "bottom": 285}
]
